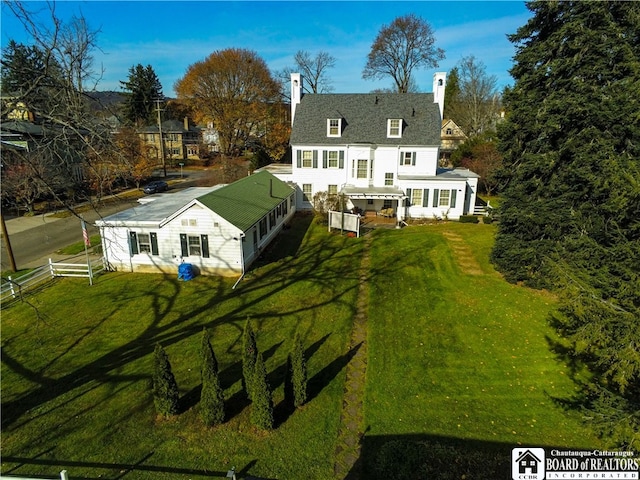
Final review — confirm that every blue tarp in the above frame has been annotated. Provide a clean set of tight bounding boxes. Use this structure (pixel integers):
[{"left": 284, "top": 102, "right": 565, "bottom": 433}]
[{"left": 178, "top": 263, "right": 195, "bottom": 281}]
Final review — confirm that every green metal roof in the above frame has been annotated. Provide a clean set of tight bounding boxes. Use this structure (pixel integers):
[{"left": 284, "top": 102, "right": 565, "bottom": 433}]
[{"left": 196, "top": 170, "right": 293, "bottom": 231}]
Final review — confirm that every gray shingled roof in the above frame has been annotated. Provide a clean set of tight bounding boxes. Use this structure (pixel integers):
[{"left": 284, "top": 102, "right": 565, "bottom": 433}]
[{"left": 290, "top": 93, "right": 441, "bottom": 146}]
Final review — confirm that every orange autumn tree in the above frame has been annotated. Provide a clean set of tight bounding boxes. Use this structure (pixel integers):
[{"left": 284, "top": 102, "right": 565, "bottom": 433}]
[{"left": 175, "top": 48, "right": 281, "bottom": 156}]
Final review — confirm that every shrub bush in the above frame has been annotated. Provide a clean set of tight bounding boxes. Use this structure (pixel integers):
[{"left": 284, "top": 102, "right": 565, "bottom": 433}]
[
  {"left": 459, "top": 215, "right": 479, "bottom": 223},
  {"left": 152, "top": 344, "right": 180, "bottom": 417},
  {"left": 200, "top": 328, "right": 225, "bottom": 426},
  {"left": 251, "top": 352, "right": 274, "bottom": 430},
  {"left": 242, "top": 318, "right": 258, "bottom": 400}
]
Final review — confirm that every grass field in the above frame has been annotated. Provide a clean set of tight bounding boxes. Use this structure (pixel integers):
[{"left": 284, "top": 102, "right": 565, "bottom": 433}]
[{"left": 1, "top": 217, "right": 601, "bottom": 479}]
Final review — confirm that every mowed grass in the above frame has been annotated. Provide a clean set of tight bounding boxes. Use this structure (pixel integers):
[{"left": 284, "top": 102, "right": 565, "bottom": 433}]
[
  {"left": 1, "top": 216, "right": 363, "bottom": 480},
  {"left": 2, "top": 218, "right": 602, "bottom": 479},
  {"left": 363, "top": 222, "right": 601, "bottom": 476}
]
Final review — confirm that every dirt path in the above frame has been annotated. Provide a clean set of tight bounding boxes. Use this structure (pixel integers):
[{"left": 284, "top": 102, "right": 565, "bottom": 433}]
[
  {"left": 333, "top": 236, "right": 371, "bottom": 479},
  {"left": 442, "top": 231, "right": 484, "bottom": 275}
]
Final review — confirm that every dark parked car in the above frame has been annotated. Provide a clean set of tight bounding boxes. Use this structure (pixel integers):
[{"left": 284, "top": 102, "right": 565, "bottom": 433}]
[{"left": 143, "top": 180, "right": 169, "bottom": 194}]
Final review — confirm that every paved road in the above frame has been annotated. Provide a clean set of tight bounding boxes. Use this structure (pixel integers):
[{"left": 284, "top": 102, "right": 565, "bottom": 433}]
[{"left": 1, "top": 169, "right": 214, "bottom": 271}]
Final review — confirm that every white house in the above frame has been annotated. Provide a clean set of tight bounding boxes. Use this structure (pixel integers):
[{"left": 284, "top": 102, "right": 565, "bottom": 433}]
[
  {"left": 261, "top": 72, "right": 479, "bottom": 221},
  {"left": 96, "top": 171, "right": 295, "bottom": 277}
]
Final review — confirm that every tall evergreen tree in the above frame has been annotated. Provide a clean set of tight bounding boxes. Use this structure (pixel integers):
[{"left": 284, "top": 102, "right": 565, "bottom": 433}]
[
  {"left": 120, "top": 64, "right": 163, "bottom": 126},
  {"left": 492, "top": 1, "right": 640, "bottom": 449},
  {"left": 242, "top": 319, "right": 258, "bottom": 400},
  {"left": 251, "top": 352, "right": 274, "bottom": 430},
  {"left": 200, "top": 328, "right": 225, "bottom": 426},
  {"left": 152, "top": 344, "right": 180, "bottom": 417}
]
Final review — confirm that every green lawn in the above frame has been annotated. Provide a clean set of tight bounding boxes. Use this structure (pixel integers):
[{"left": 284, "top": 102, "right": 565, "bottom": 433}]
[
  {"left": 1, "top": 216, "right": 363, "bottom": 479},
  {"left": 363, "top": 223, "right": 601, "bottom": 477},
  {"left": 1, "top": 218, "right": 601, "bottom": 479}
]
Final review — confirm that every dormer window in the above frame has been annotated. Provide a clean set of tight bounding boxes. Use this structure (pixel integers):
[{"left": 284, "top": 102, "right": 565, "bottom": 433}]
[
  {"left": 327, "top": 118, "right": 341, "bottom": 137},
  {"left": 387, "top": 119, "right": 402, "bottom": 138}
]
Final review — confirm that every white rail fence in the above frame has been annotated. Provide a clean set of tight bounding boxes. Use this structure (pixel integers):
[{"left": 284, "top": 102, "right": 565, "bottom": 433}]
[
  {"left": 1, "top": 258, "right": 104, "bottom": 305},
  {"left": 0, "top": 471, "right": 68, "bottom": 480}
]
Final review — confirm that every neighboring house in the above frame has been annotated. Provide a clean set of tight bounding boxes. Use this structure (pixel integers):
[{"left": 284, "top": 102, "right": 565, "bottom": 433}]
[
  {"left": 96, "top": 170, "right": 295, "bottom": 277},
  {"left": 440, "top": 119, "right": 468, "bottom": 166},
  {"left": 139, "top": 117, "right": 203, "bottom": 164},
  {"left": 260, "top": 73, "right": 479, "bottom": 221},
  {"left": 0, "top": 120, "right": 85, "bottom": 182}
]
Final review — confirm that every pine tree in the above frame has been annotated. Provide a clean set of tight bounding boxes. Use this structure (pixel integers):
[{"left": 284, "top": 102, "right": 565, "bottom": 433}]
[
  {"left": 493, "top": 1, "right": 640, "bottom": 449},
  {"left": 250, "top": 352, "right": 274, "bottom": 430},
  {"left": 200, "top": 328, "right": 225, "bottom": 426},
  {"left": 120, "top": 64, "right": 163, "bottom": 126},
  {"left": 290, "top": 334, "right": 307, "bottom": 408},
  {"left": 242, "top": 319, "right": 258, "bottom": 400},
  {"left": 152, "top": 343, "right": 180, "bottom": 417}
]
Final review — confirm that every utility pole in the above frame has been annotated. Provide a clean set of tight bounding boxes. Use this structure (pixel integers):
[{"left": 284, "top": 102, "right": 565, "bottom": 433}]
[{"left": 155, "top": 98, "right": 167, "bottom": 177}]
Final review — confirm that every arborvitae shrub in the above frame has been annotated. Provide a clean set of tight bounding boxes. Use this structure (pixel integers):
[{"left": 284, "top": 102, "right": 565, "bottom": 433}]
[
  {"left": 250, "top": 352, "right": 273, "bottom": 430},
  {"left": 290, "top": 334, "right": 307, "bottom": 408},
  {"left": 242, "top": 319, "right": 258, "bottom": 400},
  {"left": 200, "top": 328, "right": 225, "bottom": 426},
  {"left": 152, "top": 343, "right": 180, "bottom": 417}
]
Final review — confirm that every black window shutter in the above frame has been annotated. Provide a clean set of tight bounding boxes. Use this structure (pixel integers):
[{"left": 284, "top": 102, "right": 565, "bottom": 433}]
[
  {"left": 412, "top": 152, "right": 416, "bottom": 166},
  {"left": 406, "top": 188, "right": 412, "bottom": 206},
  {"left": 150, "top": 232, "right": 159, "bottom": 255},
  {"left": 433, "top": 189, "right": 439, "bottom": 208},
  {"left": 339, "top": 151, "right": 344, "bottom": 169},
  {"left": 422, "top": 189, "right": 429, "bottom": 207},
  {"left": 451, "top": 189, "right": 457, "bottom": 208},
  {"left": 312, "top": 150, "right": 318, "bottom": 168},
  {"left": 296, "top": 150, "right": 302, "bottom": 168},
  {"left": 129, "top": 232, "right": 138, "bottom": 255},
  {"left": 201, "top": 235, "right": 209, "bottom": 258},
  {"left": 180, "top": 234, "right": 188, "bottom": 256},
  {"left": 322, "top": 151, "right": 328, "bottom": 168}
]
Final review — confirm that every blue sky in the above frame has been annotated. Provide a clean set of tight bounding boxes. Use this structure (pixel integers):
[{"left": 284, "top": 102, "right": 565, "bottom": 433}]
[{"left": 1, "top": 1, "right": 531, "bottom": 96}]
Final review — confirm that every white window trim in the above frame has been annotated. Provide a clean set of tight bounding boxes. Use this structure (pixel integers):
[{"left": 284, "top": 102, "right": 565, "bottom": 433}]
[
  {"left": 302, "top": 150, "right": 313, "bottom": 168},
  {"left": 439, "top": 189, "right": 451, "bottom": 207},
  {"left": 327, "top": 118, "right": 341, "bottom": 137},
  {"left": 302, "top": 184, "right": 312, "bottom": 202},
  {"left": 328, "top": 150, "right": 339, "bottom": 168},
  {"left": 387, "top": 119, "right": 402, "bottom": 138}
]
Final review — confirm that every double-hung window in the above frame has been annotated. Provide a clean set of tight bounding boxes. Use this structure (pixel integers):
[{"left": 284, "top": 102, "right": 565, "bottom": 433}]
[
  {"left": 432, "top": 189, "right": 458, "bottom": 208},
  {"left": 328, "top": 151, "right": 338, "bottom": 168},
  {"left": 400, "top": 151, "right": 416, "bottom": 166},
  {"left": 322, "top": 150, "right": 344, "bottom": 169},
  {"left": 355, "top": 159, "right": 367, "bottom": 179},
  {"left": 387, "top": 119, "right": 402, "bottom": 138},
  {"left": 302, "top": 184, "right": 312, "bottom": 202},
  {"left": 411, "top": 189, "right": 422, "bottom": 206},
  {"left": 328, "top": 184, "right": 338, "bottom": 195},
  {"left": 259, "top": 218, "right": 267, "bottom": 239},
  {"left": 129, "top": 231, "right": 159, "bottom": 255},
  {"left": 297, "top": 150, "right": 318, "bottom": 168},
  {"left": 180, "top": 234, "right": 210, "bottom": 258},
  {"left": 327, "top": 119, "right": 341, "bottom": 137},
  {"left": 385, "top": 173, "right": 394, "bottom": 186},
  {"left": 302, "top": 150, "right": 313, "bottom": 168}
]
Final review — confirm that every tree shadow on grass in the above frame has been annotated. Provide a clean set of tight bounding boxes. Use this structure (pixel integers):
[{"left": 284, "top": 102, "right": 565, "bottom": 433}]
[
  {"left": 307, "top": 342, "right": 361, "bottom": 404},
  {"left": 2, "top": 452, "right": 260, "bottom": 479}
]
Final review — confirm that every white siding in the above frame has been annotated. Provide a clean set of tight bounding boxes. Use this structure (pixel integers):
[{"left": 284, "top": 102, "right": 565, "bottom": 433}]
[{"left": 100, "top": 193, "right": 296, "bottom": 277}]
